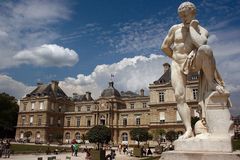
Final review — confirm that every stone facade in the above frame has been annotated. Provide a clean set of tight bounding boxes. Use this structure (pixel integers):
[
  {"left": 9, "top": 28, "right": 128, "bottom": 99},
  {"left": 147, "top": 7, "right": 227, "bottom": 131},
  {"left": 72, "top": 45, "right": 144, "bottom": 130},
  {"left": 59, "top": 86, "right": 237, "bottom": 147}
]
[{"left": 16, "top": 63, "right": 200, "bottom": 145}]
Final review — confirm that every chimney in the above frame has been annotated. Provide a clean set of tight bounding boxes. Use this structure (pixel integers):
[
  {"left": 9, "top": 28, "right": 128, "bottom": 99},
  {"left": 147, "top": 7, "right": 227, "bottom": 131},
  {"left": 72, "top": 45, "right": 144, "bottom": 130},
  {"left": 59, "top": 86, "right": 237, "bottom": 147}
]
[
  {"left": 109, "top": 81, "right": 114, "bottom": 87},
  {"left": 163, "top": 63, "right": 170, "bottom": 73},
  {"left": 140, "top": 89, "right": 144, "bottom": 96},
  {"left": 51, "top": 80, "right": 59, "bottom": 92},
  {"left": 86, "top": 91, "right": 91, "bottom": 100}
]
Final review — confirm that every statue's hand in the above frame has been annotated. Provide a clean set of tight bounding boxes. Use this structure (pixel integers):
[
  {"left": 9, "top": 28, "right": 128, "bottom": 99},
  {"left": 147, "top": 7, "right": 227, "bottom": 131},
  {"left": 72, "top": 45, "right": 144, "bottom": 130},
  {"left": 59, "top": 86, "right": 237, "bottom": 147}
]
[{"left": 190, "top": 19, "right": 199, "bottom": 29}]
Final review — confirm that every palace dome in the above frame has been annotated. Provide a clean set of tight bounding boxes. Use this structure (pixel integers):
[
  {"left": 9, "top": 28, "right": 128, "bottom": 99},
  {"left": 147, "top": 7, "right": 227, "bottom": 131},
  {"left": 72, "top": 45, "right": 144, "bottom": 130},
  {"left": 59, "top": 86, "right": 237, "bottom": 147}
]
[{"left": 101, "top": 81, "right": 121, "bottom": 98}]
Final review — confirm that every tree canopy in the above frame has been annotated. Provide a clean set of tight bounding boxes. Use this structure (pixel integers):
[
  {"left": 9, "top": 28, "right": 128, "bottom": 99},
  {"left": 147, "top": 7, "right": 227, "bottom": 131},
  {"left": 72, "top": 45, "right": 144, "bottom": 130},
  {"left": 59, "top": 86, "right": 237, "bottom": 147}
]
[
  {"left": 86, "top": 125, "right": 111, "bottom": 149},
  {"left": 0, "top": 92, "right": 19, "bottom": 138},
  {"left": 166, "top": 130, "right": 177, "bottom": 143},
  {"left": 151, "top": 129, "right": 166, "bottom": 146},
  {"left": 130, "top": 128, "right": 152, "bottom": 147}
]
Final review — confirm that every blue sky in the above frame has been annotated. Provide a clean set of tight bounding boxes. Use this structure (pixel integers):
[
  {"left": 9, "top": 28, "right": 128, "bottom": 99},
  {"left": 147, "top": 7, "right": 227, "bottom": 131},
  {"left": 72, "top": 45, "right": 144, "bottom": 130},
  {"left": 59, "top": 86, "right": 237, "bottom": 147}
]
[{"left": 0, "top": 0, "right": 239, "bottom": 115}]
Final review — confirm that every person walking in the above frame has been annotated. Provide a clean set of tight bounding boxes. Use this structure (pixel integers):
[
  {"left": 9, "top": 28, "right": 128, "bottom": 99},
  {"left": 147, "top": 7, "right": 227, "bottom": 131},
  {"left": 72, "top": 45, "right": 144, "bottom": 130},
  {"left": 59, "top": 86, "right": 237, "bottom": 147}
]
[
  {"left": 4, "top": 140, "right": 11, "bottom": 158},
  {"left": 73, "top": 143, "right": 79, "bottom": 156},
  {"left": 85, "top": 149, "right": 92, "bottom": 160},
  {"left": 118, "top": 144, "right": 122, "bottom": 154},
  {"left": 71, "top": 144, "right": 74, "bottom": 156},
  {"left": 0, "top": 141, "right": 4, "bottom": 158}
]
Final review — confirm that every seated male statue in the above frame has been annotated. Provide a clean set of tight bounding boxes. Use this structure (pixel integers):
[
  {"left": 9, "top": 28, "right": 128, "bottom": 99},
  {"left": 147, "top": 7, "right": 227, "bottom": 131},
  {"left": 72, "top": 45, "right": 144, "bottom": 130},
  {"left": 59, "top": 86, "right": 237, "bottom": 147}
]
[{"left": 161, "top": 1, "right": 226, "bottom": 139}]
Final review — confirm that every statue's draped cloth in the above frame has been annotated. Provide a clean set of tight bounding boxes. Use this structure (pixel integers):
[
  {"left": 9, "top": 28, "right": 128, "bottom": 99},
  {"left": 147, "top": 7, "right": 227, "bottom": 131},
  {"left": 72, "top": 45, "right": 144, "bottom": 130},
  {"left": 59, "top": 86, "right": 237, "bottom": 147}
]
[{"left": 180, "top": 50, "right": 231, "bottom": 119}]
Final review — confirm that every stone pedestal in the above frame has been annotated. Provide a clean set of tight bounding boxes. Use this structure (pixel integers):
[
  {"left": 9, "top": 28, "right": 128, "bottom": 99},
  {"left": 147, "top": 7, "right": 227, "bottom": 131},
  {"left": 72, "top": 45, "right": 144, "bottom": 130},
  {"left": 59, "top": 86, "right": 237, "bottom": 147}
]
[
  {"left": 174, "top": 91, "right": 233, "bottom": 152},
  {"left": 174, "top": 136, "right": 232, "bottom": 152},
  {"left": 160, "top": 151, "right": 240, "bottom": 160}
]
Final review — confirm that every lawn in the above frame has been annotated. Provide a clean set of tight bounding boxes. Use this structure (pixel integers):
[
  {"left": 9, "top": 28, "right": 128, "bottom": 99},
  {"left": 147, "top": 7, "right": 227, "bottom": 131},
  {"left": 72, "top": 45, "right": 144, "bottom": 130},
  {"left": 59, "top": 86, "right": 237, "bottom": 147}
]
[
  {"left": 232, "top": 139, "right": 240, "bottom": 151},
  {"left": 11, "top": 144, "right": 71, "bottom": 154}
]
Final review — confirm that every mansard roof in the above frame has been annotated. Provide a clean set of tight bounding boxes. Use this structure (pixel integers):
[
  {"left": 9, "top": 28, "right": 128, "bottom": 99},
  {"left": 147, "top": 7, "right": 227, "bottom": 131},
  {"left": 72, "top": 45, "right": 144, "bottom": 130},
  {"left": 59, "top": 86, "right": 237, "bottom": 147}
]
[
  {"left": 153, "top": 64, "right": 199, "bottom": 85},
  {"left": 154, "top": 67, "right": 171, "bottom": 85},
  {"left": 120, "top": 91, "right": 139, "bottom": 97},
  {"left": 72, "top": 93, "right": 94, "bottom": 102},
  {"left": 26, "top": 81, "right": 67, "bottom": 98}
]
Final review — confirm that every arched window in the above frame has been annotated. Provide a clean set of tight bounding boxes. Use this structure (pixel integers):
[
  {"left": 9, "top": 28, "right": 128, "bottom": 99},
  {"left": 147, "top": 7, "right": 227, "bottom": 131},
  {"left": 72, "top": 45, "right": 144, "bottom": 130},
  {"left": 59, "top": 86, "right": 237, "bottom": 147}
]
[
  {"left": 36, "top": 132, "right": 41, "bottom": 140},
  {"left": 122, "top": 132, "right": 128, "bottom": 141},
  {"left": 20, "top": 131, "right": 24, "bottom": 139},
  {"left": 65, "top": 132, "right": 70, "bottom": 140},
  {"left": 75, "top": 132, "right": 81, "bottom": 140},
  {"left": 100, "top": 115, "right": 106, "bottom": 125}
]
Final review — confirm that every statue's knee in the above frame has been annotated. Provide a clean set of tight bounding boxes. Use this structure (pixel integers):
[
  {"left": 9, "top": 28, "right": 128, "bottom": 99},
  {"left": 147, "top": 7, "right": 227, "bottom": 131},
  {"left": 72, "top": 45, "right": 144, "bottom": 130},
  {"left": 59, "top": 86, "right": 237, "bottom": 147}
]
[{"left": 198, "top": 45, "right": 213, "bottom": 57}]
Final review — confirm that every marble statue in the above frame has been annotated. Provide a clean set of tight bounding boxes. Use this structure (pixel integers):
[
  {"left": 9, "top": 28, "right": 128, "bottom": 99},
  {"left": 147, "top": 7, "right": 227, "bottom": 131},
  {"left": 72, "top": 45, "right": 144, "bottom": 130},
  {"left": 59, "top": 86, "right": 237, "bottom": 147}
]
[
  {"left": 159, "top": 2, "right": 239, "bottom": 159},
  {"left": 161, "top": 1, "right": 230, "bottom": 140}
]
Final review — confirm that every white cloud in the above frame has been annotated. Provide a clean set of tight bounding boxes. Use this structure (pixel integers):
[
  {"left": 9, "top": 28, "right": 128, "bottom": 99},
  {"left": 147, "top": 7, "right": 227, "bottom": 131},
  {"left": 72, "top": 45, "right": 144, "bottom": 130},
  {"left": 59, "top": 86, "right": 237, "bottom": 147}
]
[
  {"left": 0, "top": 0, "right": 72, "bottom": 69},
  {"left": 99, "top": 17, "right": 172, "bottom": 55},
  {"left": 14, "top": 44, "right": 79, "bottom": 67},
  {"left": 60, "top": 54, "right": 170, "bottom": 98},
  {"left": 0, "top": 75, "right": 34, "bottom": 99}
]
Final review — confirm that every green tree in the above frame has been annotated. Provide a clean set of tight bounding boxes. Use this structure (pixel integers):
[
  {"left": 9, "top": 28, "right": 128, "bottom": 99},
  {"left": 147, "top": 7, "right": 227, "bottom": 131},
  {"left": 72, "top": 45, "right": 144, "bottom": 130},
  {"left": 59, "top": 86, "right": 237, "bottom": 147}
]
[
  {"left": 53, "top": 133, "right": 63, "bottom": 143},
  {"left": 166, "top": 130, "right": 177, "bottom": 143},
  {"left": 130, "top": 128, "right": 151, "bottom": 148},
  {"left": 152, "top": 129, "right": 166, "bottom": 146},
  {"left": 0, "top": 92, "right": 19, "bottom": 138},
  {"left": 81, "top": 134, "right": 86, "bottom": 144},
  {"left": 86, "top": 125, "right": 111, "bottom": 150}
]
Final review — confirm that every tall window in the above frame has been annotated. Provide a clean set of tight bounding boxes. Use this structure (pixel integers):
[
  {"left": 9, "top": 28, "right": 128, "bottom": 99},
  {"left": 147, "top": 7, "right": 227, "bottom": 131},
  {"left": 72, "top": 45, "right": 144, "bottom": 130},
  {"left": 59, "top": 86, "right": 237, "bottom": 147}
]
[
  {"left": 39, "top": 102, "right": 44, "bottom": 110},
  {"left": 31, "top": 102, "right": 35, "bottom": 110},
  {"left": 21, "top": 116, "right": 26, "bottom": 126},
  {"left": 87, "top": 105, "right": 91, "bottom": 111},
  {"left": 58, "top": 106, "right": 62, "bottom": 112},
  {"left": 23, "top": 104, "right": 26, "bottom": 111},
  {"left": 130, "top": 103, "right": 134, "bottom": 109},
  {"left": 143, "top": 102, "right": 147, "bottom": 108},
  {"left": 36, "top": 132, "right": 41, "bottom": 140},
  {"left": 193, "top": 89, "right": 198, "bottom": 100},
  {"left": 122, "top": 133, "right": 128, "bottom": 141},
  {"left": 100, "top": 115, "right": 105, "bottom": 125},
  {"left": 87, "top": 119, "right": 91, "bottom": 127},
  {"left": 65, "top": 132, "right": 70, "bottom": 140},
  {"left": 123, "top": 117, "right": 127, "bottom": 126},
  {"left": 136, "top": 116, "right": 141, "bottom": 125},
  {"left": 51, "top": 103, "right": 54, "bottom": 110},
  {"left": 77, "top": 106, "right": 81, "bottom": 112},
  {"left": 38, "top": 115, "right": 42, "bottom": 126},
  {"left": 29, "top": 115, "right": 34, "bottom": 126},
  {"left": 67, "top": 118, "right": 71, "bottom": 127},
  {"left": 20, "top": 132, "right": 24, "bottom": 139},
  {"left": 50, "top": 117, "right": 54, "bottom": 125},
  {"left": 160, "top": 112, "right": 165, "bottom": 123},
  {"left": 76, "top": 117, "right": 81, "bottom": 127},
  {"left": 57, "top": 118, "right": 61, "bottom": 126},
  {"left": 159, "top": 91, "right": 165, "bottom": 102},
  {"left": 75, "top": 132, "right": 81, "bottom": 140}
]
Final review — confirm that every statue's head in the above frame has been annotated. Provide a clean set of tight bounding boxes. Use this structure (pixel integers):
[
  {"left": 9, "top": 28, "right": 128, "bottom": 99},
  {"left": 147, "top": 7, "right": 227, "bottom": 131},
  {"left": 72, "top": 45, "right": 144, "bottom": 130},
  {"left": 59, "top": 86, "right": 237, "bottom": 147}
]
[{"left": 178, "top": 2, "right": 196, "bottom": 24}]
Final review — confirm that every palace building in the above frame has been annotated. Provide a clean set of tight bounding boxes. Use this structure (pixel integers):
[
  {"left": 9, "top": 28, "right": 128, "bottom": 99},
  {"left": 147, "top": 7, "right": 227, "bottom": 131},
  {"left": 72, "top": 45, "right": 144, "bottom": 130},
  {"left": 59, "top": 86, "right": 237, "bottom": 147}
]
[{"left": 15, "top": 63, "right": 200, "bottom": 145}]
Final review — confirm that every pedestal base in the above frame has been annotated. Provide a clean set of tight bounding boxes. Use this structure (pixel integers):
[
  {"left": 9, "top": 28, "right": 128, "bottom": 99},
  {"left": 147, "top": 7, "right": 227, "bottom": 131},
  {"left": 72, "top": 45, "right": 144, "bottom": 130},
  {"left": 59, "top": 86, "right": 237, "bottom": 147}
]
[
  {"left": 160, "top": 151, "right": 240, "bottom": 160},
  {"left": 174, "top": 135, "right": 232, "bottom": 152}
]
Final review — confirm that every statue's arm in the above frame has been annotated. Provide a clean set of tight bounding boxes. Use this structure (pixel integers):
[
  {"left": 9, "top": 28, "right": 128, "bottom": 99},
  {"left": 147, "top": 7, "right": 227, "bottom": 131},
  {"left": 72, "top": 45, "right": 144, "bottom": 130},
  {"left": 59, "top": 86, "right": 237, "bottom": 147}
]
[
  {"left": 161, "top": 25, "right": 177, "bottom": 58},
  {"left": 189, "top": 20, "right": 208, "bottom": 48}
]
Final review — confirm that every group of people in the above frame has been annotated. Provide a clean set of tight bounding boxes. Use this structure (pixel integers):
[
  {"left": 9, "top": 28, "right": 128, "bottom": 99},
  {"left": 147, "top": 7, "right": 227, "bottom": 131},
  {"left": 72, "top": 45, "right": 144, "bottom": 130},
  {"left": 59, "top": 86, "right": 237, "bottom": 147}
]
[{"left": 0, "top": 140, "right": 11, "bottom": 158}]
